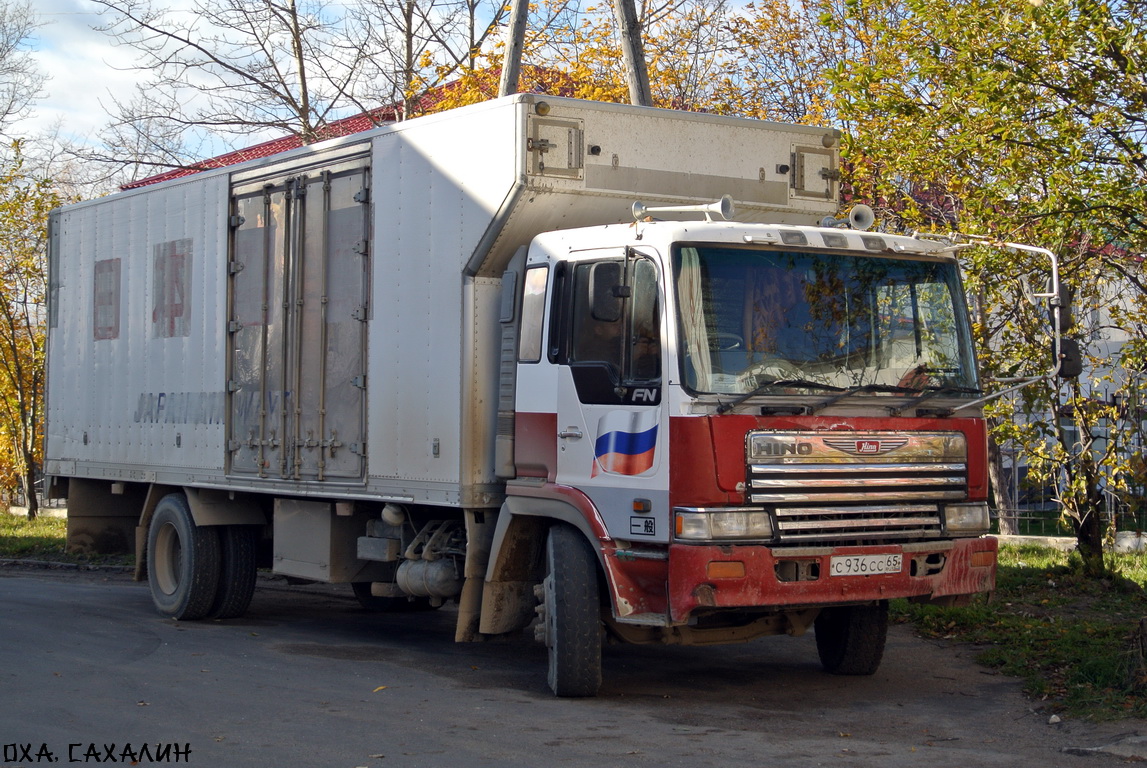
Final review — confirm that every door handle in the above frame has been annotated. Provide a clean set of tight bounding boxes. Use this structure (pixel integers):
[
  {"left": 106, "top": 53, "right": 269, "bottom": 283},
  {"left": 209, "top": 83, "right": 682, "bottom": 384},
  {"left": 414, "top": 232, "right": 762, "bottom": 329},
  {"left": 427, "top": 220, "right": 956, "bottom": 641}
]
[{"left": 558, "top": 427, "right": 583, "bottom": 440}]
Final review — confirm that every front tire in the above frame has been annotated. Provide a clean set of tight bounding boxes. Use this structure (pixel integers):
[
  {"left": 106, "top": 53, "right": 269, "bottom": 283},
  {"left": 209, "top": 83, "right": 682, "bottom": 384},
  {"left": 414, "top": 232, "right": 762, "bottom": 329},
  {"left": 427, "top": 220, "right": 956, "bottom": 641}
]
[
  {"left": 148, "top": 493, "right": 221, "bottom": 620},
  {"left": 539, "top": 524, "right": 602, "bottom": 697},
  {"left": 814, "top": 602, "right": 889, "bottom": 676}
]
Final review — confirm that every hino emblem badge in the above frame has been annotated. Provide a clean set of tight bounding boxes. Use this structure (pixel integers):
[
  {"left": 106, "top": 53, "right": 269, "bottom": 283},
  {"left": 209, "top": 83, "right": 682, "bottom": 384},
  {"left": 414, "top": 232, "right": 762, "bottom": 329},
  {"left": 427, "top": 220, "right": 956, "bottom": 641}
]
[{"left": 822, "top": 437, "right": 909, "bottom": 456}]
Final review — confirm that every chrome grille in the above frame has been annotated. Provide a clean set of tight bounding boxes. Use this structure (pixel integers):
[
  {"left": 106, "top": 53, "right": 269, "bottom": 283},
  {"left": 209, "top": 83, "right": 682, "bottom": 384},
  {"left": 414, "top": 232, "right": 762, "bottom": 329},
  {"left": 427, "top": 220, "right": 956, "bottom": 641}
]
[
  {"left": 774, "top": 503, "right": 943, "bottom": 541},
  {"left": 746, "top": 430, "right": 969, "bottom": 544},
  {"left": 750, "top": 464, "right": 963, "bottom": 541},
  {"left": 750, "top": 463, "right": 966, "bottom": 503}
]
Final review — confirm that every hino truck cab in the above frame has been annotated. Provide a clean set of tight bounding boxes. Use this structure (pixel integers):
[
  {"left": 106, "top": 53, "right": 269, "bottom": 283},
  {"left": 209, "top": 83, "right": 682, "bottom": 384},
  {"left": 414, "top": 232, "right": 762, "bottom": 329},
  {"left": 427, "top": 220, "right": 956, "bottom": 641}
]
[{"left": 490, "top": 204, "right": 997, "bottom": 696}]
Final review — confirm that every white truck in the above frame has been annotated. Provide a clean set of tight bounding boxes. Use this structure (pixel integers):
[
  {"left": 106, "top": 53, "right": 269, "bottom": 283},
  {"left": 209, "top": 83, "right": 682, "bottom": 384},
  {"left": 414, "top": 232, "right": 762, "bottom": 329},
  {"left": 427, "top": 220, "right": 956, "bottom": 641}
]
[{"left": 46, "top": 94, "right": 1000, "bottom": 696}]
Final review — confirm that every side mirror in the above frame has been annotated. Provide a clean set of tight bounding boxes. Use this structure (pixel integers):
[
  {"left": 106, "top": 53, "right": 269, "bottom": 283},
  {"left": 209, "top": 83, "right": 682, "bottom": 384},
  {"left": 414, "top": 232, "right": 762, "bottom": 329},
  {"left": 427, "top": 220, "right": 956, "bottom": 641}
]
[
  {"left": 1054, "top": 337, "right": 1084, "bottom": 379},
  {"left": 1047, "top": 283, "right": 1074, "bottom": 333},
  {"left": 590, "top": 262, "right": 624, "bottom": 322}
]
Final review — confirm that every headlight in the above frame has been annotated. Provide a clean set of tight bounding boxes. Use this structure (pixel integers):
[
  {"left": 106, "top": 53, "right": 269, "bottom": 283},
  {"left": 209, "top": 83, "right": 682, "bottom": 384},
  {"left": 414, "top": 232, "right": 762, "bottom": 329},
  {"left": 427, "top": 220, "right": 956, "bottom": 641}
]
[
  {"left": 675, "top": 508, "right": 773, "bottom": 541},
  {"left": 944, "top": 502, "right": 990, "bottom": 536}
]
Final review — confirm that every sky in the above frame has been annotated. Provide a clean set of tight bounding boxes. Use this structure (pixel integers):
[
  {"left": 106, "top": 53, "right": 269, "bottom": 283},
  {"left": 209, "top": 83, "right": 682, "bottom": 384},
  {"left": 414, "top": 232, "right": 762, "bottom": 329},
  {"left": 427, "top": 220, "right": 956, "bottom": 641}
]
[{"left": 22, "top": 0, "right": 141, "bottom": 145}]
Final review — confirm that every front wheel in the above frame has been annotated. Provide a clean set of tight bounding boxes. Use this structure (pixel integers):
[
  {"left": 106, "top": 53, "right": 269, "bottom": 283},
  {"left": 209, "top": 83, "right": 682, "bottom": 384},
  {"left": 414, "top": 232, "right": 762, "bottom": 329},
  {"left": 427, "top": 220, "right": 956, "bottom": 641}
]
[
  {"left": 537, "top": 524, "right": 602, "bottom": 697},
  {"left": 148, "top": 493, "right": 221, "bottom": 620},
  {"left": 814, "top": 602, "right": 889, "bottom": 676}
]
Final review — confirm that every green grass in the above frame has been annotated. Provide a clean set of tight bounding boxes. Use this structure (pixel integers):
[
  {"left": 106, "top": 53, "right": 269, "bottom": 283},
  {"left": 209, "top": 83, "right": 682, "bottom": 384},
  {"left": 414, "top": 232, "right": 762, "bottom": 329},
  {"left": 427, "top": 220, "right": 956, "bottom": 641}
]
[
  {"left": 0, "top": 512, "right": 133, "bottom": 566},
  {"left": 894, "top": 543, "right": 1147, "bottom": 720}
]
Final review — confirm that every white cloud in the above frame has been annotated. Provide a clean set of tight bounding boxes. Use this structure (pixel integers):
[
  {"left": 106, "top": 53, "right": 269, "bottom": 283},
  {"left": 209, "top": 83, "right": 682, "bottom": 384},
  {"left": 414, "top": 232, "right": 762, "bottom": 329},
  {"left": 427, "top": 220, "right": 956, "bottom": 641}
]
[{"left": 18, "top": 0, "right": 145, "bottom": 143}]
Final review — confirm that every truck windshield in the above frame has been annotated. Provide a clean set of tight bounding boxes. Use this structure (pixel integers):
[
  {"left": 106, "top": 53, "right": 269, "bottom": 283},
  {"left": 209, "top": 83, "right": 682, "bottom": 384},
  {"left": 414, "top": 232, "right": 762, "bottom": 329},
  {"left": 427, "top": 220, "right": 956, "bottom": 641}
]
[{"left": 673, "top": 245, "right": 978, "bottom": 396}]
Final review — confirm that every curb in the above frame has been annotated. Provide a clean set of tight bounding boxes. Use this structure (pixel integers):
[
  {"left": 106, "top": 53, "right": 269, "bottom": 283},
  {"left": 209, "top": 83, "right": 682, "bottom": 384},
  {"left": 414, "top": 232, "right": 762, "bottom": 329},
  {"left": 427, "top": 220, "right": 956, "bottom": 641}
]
[{"left": 0, "top": 558, "right": 134, "bottom": 573}]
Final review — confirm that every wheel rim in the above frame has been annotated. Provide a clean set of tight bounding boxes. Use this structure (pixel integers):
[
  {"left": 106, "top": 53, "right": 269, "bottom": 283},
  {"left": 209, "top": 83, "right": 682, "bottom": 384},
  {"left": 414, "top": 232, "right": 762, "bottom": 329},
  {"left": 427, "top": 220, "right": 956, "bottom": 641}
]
[{"left": 154, "top": 522, "right": 182, "bottom": 597}]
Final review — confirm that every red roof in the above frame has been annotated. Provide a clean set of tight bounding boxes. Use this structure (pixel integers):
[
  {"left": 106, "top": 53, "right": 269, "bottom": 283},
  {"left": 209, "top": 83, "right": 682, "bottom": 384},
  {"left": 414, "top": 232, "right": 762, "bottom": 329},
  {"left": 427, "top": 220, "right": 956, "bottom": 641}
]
[
  {"left": 120, "top": 106, "right": 400, "bottom": 189},
  {"left": 121, "top": 69, "right": 577, "bottom": 190}
]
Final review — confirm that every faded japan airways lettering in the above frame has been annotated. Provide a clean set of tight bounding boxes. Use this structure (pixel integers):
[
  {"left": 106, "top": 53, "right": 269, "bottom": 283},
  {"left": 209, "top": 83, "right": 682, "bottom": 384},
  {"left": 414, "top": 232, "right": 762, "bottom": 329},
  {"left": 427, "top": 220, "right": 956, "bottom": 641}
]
[{"left": 134, "top": 392, "right": 225, "bottom": 424}]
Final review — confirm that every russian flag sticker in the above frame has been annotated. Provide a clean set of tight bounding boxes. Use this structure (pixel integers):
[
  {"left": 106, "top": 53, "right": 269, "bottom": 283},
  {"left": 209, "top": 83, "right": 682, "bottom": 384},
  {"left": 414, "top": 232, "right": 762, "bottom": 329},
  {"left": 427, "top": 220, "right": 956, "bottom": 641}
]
[{"left": 592, "top": 409, "right": 659, "bottom": 476}]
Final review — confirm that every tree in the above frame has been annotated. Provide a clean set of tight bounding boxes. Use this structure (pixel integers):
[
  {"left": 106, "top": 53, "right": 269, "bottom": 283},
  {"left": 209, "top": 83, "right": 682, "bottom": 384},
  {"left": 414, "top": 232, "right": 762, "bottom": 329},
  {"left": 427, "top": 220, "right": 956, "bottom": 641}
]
[
  {"left": 498, "top": 0, "right": 739, "bottom": 109},
  {"left": 0, "top": 0, "right": 44, "bottom": 140},
  {"left": 827, "top": 0, "right": 1147, "bottom": 575},
  {"left": 0, "top": 143, "right": 62, "bottom": 518},
  {"left": 715, "top": 0, "right": 840, "bottom": 124},
  {"left": 83, "top": 0, "right": 385, "bottom": 183},
  {"left": 355, "top": 0, "right": 510, "bottom": 117}
]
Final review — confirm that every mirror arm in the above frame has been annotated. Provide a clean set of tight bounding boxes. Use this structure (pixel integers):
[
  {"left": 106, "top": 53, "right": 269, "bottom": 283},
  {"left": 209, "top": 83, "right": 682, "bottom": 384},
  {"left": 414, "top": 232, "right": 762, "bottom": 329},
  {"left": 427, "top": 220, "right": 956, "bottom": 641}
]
[
  {"left": 948, "top": 375, "right": 1049, "bottom": 413},
  {"left": 947, "top": 239, "right": 1076, "bottom": 413}
]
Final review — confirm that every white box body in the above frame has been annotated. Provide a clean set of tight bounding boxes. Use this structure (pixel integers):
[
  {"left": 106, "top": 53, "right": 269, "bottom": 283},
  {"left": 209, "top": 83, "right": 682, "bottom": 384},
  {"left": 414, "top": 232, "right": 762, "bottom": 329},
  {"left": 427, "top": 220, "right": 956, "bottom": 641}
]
[{"left": 45, "top": 95, "right": 839, "bottom": 509}]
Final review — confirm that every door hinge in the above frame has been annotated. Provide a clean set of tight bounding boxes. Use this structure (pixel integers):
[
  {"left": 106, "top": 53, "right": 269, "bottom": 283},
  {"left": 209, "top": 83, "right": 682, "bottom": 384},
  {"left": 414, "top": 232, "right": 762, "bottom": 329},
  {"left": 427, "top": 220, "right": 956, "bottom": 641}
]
[
  {"left": 354, "top": 188, "right": 370, "bottom": 204},
  {"left": 229, "top": 214, "right": 246, "bottom": 229},
  {"left": 228, "top": 320, "right": 242, "bottom": 333},
  {"left": 353, "top": 239, "right": 369, "bottom": 256},
  {"left": 352, "top": 375, "right": 367, "bottom": 389},
  {"left": 229, "top": 261, "right": 245, "bottom": 274},
  {"left": 352, "top": 306, "right": 368, "bottom": 321}
]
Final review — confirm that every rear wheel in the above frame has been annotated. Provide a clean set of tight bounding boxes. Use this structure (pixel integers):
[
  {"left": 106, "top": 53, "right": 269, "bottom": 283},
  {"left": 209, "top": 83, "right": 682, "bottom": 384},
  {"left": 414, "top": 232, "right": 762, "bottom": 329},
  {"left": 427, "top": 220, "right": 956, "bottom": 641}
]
[
  {"left": 538, "top": 524, "right": 602, "bottom": 697},
  {"left": 209, "top": 525, "right": 259, "bottom": 619},
  {"left": 148, "top": 493, "right": 220, "bottom": 620},
  {"left": 814, "top": 602, "right": 889, "bottom": 676}
]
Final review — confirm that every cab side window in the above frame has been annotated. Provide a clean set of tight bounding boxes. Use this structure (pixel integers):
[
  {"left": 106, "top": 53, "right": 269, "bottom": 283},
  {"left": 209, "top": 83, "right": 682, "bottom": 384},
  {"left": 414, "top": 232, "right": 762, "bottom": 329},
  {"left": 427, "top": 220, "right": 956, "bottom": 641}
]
[
  {"left": 517, "top": 265, "right": 548, "bottom": 362},
  {"left": 557, "top": 254, "right": 661, "bottom": 403},
  {"left": 628, "top": 259, "right": 660, "bottom": 382}
]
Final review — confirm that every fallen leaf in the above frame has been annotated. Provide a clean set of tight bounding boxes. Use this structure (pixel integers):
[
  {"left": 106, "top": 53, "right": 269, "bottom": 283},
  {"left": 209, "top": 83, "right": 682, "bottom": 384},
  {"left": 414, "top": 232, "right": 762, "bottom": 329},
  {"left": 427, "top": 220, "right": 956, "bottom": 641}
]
[{"left": 373, "top": 686, "right": 388, "bottom": 692}]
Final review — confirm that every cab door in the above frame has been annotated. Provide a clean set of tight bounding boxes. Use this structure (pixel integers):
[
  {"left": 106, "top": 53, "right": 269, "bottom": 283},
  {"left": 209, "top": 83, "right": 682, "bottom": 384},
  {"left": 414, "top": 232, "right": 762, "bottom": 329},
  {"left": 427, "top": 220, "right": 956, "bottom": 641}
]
[{"left": 552, "top": 249, "right": 670, "bottom": 543}]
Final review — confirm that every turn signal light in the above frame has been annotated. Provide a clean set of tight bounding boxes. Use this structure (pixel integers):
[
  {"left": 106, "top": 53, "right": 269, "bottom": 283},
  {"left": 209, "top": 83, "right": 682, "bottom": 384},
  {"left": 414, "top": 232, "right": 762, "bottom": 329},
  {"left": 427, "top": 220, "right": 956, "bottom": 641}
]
[
  {"left": 707, "top": 561, "right": 746, "bottom": 579},
  {"left": 970, "top": 550, "right": 996, "bottom": 568}
]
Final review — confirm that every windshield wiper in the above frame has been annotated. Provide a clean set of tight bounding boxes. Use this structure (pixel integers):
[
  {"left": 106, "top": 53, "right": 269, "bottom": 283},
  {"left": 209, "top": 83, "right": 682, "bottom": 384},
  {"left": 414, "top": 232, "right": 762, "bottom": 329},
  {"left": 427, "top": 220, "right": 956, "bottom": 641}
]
[
  {"left": 716, "top": 378, "right": 843, "bottom": 415},
  {"left": 811, "top": 383, "right": 983, "bottom": 415}
]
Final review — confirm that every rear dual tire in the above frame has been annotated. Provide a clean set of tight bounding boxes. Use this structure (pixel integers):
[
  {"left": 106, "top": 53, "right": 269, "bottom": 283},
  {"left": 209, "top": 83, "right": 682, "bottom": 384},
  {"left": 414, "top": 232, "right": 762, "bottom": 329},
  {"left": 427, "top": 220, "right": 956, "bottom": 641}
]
[{"left": 147, "top": 493, "right": 258, "bottom": 620}]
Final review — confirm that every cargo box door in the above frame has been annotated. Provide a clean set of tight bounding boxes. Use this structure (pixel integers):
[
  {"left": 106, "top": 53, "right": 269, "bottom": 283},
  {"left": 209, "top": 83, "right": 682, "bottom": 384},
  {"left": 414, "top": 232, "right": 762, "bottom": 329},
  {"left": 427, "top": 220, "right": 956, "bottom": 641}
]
[{"left": 227, "top": 159, "right": 370, "bottom": 482}]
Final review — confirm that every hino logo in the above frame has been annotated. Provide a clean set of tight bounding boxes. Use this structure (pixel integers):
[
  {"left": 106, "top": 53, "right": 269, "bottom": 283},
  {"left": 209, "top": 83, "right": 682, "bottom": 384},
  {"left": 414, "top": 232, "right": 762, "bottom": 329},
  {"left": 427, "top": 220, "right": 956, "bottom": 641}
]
[
  {"left": 756, "top": 440, "right": 813, "bottom": 456},
  {"left": 823, "top": 436, "right": 908, "bottom": 456}
]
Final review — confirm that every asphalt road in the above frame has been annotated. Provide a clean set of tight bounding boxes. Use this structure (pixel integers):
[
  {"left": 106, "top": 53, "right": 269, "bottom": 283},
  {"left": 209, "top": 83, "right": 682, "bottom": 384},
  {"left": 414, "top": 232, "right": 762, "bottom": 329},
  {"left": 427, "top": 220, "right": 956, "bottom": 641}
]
[{"left": 0, "top": 565, "right": 1141, "bottom": 767}]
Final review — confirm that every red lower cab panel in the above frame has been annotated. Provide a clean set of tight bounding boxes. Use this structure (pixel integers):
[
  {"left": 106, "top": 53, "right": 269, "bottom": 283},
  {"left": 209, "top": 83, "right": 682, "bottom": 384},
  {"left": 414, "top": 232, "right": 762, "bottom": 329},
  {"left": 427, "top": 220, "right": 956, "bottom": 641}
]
[{"left": 661, "top": 537, "right": 997, "bottom": 623}]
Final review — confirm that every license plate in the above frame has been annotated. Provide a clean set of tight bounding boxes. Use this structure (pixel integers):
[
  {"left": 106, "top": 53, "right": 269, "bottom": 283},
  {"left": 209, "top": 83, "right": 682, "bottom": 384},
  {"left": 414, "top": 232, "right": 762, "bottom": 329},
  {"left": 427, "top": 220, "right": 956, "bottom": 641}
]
[{"left": 829, "top": 553, "right": 902, "bottom": 577}]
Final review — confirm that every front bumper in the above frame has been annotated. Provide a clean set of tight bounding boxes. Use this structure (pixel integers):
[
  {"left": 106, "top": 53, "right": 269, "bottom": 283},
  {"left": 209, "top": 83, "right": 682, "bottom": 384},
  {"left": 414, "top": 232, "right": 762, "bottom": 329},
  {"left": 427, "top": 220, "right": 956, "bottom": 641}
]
[{"left": 663, "top": 537, "right": 997, "bottom": 623}]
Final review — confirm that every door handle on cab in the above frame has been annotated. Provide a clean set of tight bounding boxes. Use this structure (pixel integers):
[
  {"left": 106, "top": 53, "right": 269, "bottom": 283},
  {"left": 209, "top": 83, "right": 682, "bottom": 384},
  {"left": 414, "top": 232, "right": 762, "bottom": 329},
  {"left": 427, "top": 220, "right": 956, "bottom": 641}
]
[{"left": 558, "top": 427, "right": 584, "bottom": 439}]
